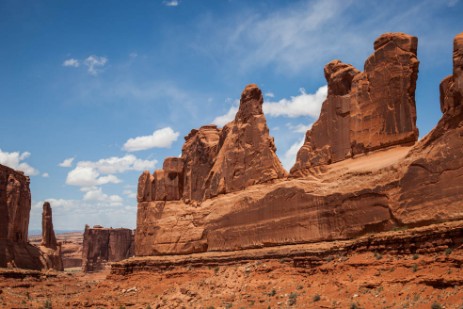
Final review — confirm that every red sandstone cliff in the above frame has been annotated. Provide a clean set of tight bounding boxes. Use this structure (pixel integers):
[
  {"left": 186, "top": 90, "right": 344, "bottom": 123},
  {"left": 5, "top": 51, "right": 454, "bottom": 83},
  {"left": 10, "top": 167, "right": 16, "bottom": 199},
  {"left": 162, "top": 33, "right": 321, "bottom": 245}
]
[
  {"left": 82, "top": 225, "right": 134, "bottom": 272},
  {"left": 0, "top": 165, "right": 62, "bottom": 270},
  {"left": 134, "top": 32, "right": 463, "bottom": 258},
  {"left": 291, "top": 33, "right": 419, "bottom": 176},
  {"left": 38, "top": 202, "right": 63, "bottom": 271}
]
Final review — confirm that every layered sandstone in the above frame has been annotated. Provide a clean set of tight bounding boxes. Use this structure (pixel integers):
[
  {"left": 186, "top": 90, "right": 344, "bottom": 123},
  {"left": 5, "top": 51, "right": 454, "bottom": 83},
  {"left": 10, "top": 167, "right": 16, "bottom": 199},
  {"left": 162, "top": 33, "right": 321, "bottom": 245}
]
[
  {"left": 41, "top": 202, "right": 57, "bottom": 248},
  {"left": 0, "top": 164, "right": 43, "bottom": 269},
  {"left": 38, "top": 202, "right": 64, "bottom": 271},
  {"left": 182, "top": 125, "right": 221, "bottom": 203},
  {"left": 82, "top": 225, "right": 134, "bottom": 272},
  {"left": 291, "top": 32, "right": 419, "bottom": 176},
  {"left": 134, "top": 33, "right": 463, "bottom": 258},
  {"left": 204, "top": 84, "right": 287, "bottom": 198},
  {"left": 137, "top": 85, "right": 286, "bottom": 206}
]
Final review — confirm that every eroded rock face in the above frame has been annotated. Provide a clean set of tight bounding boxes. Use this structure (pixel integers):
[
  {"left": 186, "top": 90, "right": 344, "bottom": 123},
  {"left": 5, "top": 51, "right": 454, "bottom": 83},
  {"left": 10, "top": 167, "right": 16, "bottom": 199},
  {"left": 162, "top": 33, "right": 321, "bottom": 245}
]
[
  {"left": 137, "top": 85, "right": 285, "bottom": 204},
  {"left": 350, "top": 33, "right": 419, "bottom": 154},
  {"left": 204, "top": 84, "right": 287, "bottom": 198},
  {"left": 38, "top": 201, "right": 63, "bottom": 271},
  {"left": 0, "top": 166, "right": 31, "bottom": 243},
  {"left": 82, "top": 226, "right": 134, "bottom": 272},
  {"left": 134, "top": 33, "right": 463, "bottom": 257},
  {"left": 0, "top": 165, "right": 42, "bottom": 269},
  {"left": 182, "top": 125, "right": 221, "bottom": 203},
  {"left": 41, "top": 202, "right": 57, "bottom": 249},
  {"left": 291, "top": 61, "right": 360, "bottom": 176},
  {"left": 291, "top": 33, "right": 419, "bottom": 176}
]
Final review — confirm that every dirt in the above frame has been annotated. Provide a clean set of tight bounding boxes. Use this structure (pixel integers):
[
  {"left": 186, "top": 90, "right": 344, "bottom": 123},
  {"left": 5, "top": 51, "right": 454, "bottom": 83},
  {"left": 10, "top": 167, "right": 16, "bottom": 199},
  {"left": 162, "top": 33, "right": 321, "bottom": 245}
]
[{"left": 2, "top": 223, "right": 463, "bottom": 308}]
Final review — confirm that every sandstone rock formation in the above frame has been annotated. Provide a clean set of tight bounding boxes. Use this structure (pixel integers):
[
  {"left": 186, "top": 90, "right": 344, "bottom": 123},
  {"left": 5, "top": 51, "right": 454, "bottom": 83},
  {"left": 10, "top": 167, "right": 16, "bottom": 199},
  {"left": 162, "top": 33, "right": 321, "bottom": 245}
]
[
  {"left": 182, "top": 125, "right": 221, "bottom": 203},
  {"left": 291, "top": 32, "right": 419, "bottom": 176},
  {"left": 41, "top": 202, "right": 57, "bottom": 248},
  {"left": 137, "top": 84, "right": 286, "bottom": 206},
  {"left": 0, "top": 164, "right": 43, "bottom": 269},
  {"left": 82, "top": 225, "right": 134, "bottom": 272},
  {"left": 38, "top": 202, "right": 63, "bottom": 271},
  {"left": 0, "top": 167, "right": 64, "bottom": 271},
  {"left": 204, "top": 84, "right": 287, "bottom": 198},
  {"left": 134, "top": 32, "right": 463, "bottom": 258}
]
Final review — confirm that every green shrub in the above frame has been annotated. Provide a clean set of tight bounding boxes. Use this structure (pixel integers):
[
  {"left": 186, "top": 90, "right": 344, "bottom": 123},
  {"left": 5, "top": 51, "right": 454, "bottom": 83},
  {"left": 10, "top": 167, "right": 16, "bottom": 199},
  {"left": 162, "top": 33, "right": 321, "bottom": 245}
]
[
  {"left": 431, "top": 302, "right": 443, "bottom": 309},
  {"left": 44, "top": 300, "right": 52, "bottom": 309},
  {"left": 313, "top": 294, "right": 321, "bottom": 302},
  {"left": 288, "top": 292, "right": 297, "bottom": 306}
]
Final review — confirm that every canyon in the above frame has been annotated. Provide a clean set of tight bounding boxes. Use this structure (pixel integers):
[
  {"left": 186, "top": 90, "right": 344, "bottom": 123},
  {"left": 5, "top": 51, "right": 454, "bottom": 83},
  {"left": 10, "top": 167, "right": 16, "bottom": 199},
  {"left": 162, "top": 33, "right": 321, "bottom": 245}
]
[{"left": 0, "top": 31, "right": 462, "bottom": 308}]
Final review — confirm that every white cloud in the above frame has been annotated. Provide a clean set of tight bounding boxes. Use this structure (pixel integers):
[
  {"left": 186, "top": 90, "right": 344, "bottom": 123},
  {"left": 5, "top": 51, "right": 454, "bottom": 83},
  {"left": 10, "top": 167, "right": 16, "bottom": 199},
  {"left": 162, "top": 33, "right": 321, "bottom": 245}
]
[
  {"left": 265, "top": 92, "right": 275, "bottom": 98},
  {"left": 83, "top": 187, "right": 123, "bottom": 206},
  {"left": 84, "top": 55, "right": 108, "bottom": 76},
  {"left": 77, "top": 154, "right": 157, "bottom": 174},
  {"left": 42, "top": 173, "right": 49, "bottom": 178},
  {"left": 163, "top": 0, "right": 179, "bottom": 7},
  {"left": 63, "top": 58, "right": 80, "bottom": 67},
  {"left": 123, "top": 189, "right": 137, "bottom": 199},
  {"left": 212, "top": 86, "right": 326, "bottom": 127},
  {"left": 287, "top": 122, "right": 313, "bottom": 133},
  {"left": 281, "top": 137, "right": 305, "bottom": 171},
  {"left": 123, "top": 127, "right": 179, "bottom": 152},
  {"left": 58, "top": 157, "right": 74, "bottom": 167},
  {"left": 65, "top": 154, "right": 156, "bottom": 188},
  {"left": 212, "top": 105, "right": 239, "bottom": 127},
  {"left": 66, "top": 166, "right": 121, "bottom": 187},
  {"left": 0, "top": 149, "right": 38, "bottom": 176},
  {"left": 264, "top": 86, "right": 327, "bottom": 118}
]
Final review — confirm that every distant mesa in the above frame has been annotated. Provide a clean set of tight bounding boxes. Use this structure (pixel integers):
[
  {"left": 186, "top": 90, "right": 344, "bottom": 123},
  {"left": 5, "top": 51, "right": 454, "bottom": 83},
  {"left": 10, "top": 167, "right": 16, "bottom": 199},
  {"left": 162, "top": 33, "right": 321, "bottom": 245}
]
[{"left": 81, "top": 225, "right": 134, "bottom": 272}]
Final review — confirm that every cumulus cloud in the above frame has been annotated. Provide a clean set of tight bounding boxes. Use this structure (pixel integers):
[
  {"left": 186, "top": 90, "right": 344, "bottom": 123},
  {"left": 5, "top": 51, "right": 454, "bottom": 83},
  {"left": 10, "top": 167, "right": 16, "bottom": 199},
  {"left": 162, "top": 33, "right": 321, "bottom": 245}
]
[
  {"left": 58, "top": 157, "right": 74, "bottom": 167},
  {"left": 265, "top": 92, "right": 275, "bottom": 98},
  {"left": 42, "top": 173, "right": 49, "bottom": 178},
  {"left": 63, "top": 58, "right": 80, "bottom": 67},
  {"left": 287, "top": 122, "right": 313, "bottom": 133},
  {"left": 83, "top": 187, "right": 123, "bottom": 206},
  {"left": 66, "top": 154, "right": 156, "bottom": 188},
  {"left": 123, "top": 189, "right": 137, "bottom": 199},
  {"left": 77, "top": 154, "right": 157, "bottom": 174},
  {"left": 163, "top": 0, "right": 179, "bottom": 7},
  {"left": 281, "top": 137, "right": 305, "bottom": 171},
  {"left": 66, "top": 166, "right": 121, "bottom": 187},
  {"left": 212, "top": 105, "right": 238, "bottom": 127},
  {"left": 123, "top": 127, "right": 179, "bottom": 152},
  {"left": 84, "top": 55, "right": 108, "bottom": 76},
  {"left": 212, "top": 86, "right": 326, "bottom": 127},
  {"left": 264, "top": 86, "right": 327, "bottom": 118},
  {"left": 0, "top": 149, "right": 38, "bottom": 176}
]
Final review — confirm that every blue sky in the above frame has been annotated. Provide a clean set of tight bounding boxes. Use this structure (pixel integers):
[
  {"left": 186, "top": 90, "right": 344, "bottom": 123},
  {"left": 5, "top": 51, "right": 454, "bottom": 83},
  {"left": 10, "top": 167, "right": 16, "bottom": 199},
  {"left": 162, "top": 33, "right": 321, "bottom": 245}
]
[{"left": 0, "top": 0, "right": 462, "bottom": 231}]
